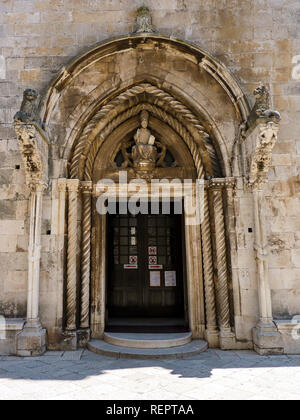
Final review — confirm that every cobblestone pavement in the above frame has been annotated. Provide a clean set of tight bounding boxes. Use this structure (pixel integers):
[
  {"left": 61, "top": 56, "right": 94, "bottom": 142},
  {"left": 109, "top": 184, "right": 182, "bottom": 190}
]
[{"left": 1, "top": 349, "right": 300, "bottom": 400}]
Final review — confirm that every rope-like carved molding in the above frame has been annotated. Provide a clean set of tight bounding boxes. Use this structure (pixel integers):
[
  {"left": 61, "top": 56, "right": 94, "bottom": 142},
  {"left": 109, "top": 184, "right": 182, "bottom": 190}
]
[
  {"left": 201, "top": 188, "right": 217, "bottom": 331},
  {"left": 66, "top": 179, "right": 79, "bottom": 331},
  {"left": 80, "top": 181, "right": 93, "bottom": 329},
  {"left": 210, "top": 181, "right": 231, "bottom": 330},
  {"left": 84, "top": 103, "right": 205, "bottom": 180},
  {"left": 70, "top": 83, "right": 218, "bottom": 179}
]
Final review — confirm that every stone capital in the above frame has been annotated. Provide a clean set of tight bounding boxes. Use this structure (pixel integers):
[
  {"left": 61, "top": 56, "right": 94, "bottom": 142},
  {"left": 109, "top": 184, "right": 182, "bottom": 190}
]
[
  {"left": 57, "top": 178, "right": 67, "bottom": 193},
  {"left": 67, "top": 179, "right": 80, "bottom": 193},
  {"left": 209, "top": 178, "right": 227, "bottom": 190},
  {"left": 81, "top": 180, "right": 93, "bottom": 193}
]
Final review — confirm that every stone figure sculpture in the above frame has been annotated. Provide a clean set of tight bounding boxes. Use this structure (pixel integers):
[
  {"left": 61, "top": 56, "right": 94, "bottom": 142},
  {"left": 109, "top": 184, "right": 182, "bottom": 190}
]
[
  {"left": 14, "top": 89, "right": 42, "bottom": 126},
  {"left": 249, "top": 84, "right": 281, "bottom": 125},
  {"left": 132, "top": 110, "right": 157, "bottom": 166},
  {"left": 135, "top": 6, "right": 154, "bottom": 33},
  {"left": 119, "top": 111, "right": 168, "bottom": 178}
]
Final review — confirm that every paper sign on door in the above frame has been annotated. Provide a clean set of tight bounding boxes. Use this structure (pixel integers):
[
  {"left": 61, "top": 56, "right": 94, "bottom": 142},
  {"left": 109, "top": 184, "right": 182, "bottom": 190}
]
[
  {"left": 150, "top": 271, "right": 161, "bottom": 287},
  {"left": 165, "top": 271, "right": 176, "bottom": 287}
]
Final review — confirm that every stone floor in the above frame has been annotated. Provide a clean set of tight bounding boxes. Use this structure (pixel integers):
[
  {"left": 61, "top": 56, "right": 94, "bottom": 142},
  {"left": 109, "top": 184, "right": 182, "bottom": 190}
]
[{"left": 1, "top": 349, "right": 300, "bottom": 400}]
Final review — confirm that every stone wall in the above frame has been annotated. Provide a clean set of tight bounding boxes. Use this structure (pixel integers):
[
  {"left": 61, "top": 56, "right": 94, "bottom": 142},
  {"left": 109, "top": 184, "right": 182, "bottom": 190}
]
[{"left": 0, "top": 0, "right": 300, "bottom": 348}]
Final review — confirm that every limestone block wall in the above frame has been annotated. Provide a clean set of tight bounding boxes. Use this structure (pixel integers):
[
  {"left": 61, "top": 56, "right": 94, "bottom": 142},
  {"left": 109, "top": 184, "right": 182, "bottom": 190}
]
[{"left": 0, "top": 0, "right": 299, "bottom": 345}]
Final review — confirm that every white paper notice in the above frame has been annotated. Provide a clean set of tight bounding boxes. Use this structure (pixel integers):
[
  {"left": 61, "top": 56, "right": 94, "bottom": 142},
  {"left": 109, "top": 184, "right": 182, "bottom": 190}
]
[
  {"left": 150, "top": 271, "right": 161, "bottom": 287},
  {"left": 165, "top": 271, "right": 176, "bottom": 287}
]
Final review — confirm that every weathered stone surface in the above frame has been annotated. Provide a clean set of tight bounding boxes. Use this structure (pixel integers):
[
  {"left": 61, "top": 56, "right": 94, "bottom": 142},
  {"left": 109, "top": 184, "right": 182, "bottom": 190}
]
[{"left": 0, "top": 1, "right": 299, "bottom": 356}]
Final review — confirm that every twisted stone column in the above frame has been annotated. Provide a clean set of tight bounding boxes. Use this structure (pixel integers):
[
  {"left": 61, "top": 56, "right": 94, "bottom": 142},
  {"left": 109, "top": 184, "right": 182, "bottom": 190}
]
[
  {"left": 200, "top": 185, "right": 218, "bottom": 345},
  {"left": 80, "top": 181, "right": 93, "bottom": 329},
  {"left": 66, "top": 179, "right": 80, "bottom": 331},
  {"left": 210, "top": 180, "right": 231, "bottom": 333}
]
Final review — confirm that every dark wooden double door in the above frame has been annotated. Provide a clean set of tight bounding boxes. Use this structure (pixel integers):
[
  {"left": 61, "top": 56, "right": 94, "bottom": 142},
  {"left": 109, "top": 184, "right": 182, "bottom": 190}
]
[{"left": 107, "top": 207, "right": 185, "bottom": 318}]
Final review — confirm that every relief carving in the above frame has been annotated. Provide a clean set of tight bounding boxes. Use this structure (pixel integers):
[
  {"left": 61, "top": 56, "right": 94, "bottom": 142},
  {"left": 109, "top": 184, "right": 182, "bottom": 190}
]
[
  {"left": 14, "top": 124, "right": 43, "bottom": 187},
  {"left": 13, "top": 89, "right": 49, "bottom": 189},
  {"left": 249, "top": 121, "right": 279, "bottom": 190},
  {"left": 246, "top": 84, "right": 281, "bottom": 130},
  {"left": 135, "top": 6, "right": 154, "bottom": 34},
  {"left": 120, "top": 110, "right": 167, "bottom": 180}
]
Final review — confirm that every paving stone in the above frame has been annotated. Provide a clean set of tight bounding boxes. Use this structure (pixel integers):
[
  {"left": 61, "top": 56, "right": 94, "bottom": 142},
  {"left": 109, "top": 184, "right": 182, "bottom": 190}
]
[
  {"left": 61, "top": 350, "right": 84, "bottom": 361},
  {"left": 0, "top": 349, "right": 300, "bottom": 399}
]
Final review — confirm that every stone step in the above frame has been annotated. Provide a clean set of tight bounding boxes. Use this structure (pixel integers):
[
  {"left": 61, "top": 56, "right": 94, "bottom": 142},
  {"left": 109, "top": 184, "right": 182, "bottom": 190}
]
[
  {"left": 87, "top": 339, "right": 208, "bottom": 359},
  {"left": 103, "top": 332, "right": 192, "bottom": 348}
]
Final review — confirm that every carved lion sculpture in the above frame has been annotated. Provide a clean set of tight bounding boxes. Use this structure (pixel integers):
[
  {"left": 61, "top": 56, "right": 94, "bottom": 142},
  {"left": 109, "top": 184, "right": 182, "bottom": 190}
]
[
  {"left": 252, "top": 84, "right": 281, "bottom": 122},
  {"left": 14, "top": 89, "right": 42, "bottom": 126}
]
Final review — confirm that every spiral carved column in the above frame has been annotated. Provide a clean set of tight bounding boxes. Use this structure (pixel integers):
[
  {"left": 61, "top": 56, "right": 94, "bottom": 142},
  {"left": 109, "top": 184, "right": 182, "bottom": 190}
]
[
  {"left": 80, "top": 181, "right": 93, "bottom": 329},
  {"left": 66, "top": 179, "right": 80, "bottom": 331},
  {"left": 210, "top": 180, "right": 231, "bottom": 333},
  {"left": 201, "top": 185, "right": 218, "bottom": 346}
]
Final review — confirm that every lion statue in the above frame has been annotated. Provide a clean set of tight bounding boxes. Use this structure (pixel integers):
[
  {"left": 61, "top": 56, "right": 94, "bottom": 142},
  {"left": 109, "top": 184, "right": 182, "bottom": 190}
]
[
  {"left": 14, "top": 89, "right": 42, "bottom": 126},
  {"left": 250, "top": 84, "right": 281, "bottom": 123}
]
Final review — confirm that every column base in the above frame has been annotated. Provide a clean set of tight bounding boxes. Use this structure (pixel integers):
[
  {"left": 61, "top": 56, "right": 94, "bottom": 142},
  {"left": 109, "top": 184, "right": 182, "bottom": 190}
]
[
  {"left": 61, "top": 330, "right": 78, "bottom": 351},
  {"left": 205, "top": 328, "right": 220, "bottom": 348},
  {"left": 16, "top": 321, "right": 46, "bottom": 357},
  {"left": 60, "top": 329, "right": 91, "bottom": 350},
  {"left": 253, "top": 321, "right": 284, "bottom": 355},
  {"left": 219, "top": 328, "right": 236, "bottom": 350},
  {"left": 77, "top": 329, "right": 91, "bottom": 348}
]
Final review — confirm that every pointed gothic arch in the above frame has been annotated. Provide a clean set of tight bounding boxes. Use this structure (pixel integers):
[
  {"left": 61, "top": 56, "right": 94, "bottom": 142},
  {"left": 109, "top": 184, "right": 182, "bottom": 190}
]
[{"left": 36, "top": 33, "right": 251, "bottom": 349}]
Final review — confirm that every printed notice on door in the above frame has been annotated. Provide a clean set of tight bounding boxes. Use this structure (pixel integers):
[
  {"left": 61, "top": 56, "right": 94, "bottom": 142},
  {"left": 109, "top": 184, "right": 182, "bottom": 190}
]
[
  {"left": 150, "top": 271, "right": 160, "bottom": 287},
  {"left": 165, "top": 271, "right": 176, "bottom": 287}
]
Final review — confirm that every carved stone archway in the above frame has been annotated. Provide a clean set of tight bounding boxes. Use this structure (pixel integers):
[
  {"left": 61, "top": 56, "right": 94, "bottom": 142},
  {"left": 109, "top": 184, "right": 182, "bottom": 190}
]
[
  {"left": 57, "top": 74, "right": 238, "bottom": 350},
  {"left": 13, "top": 10, "right": 283, "bottom": 354}
]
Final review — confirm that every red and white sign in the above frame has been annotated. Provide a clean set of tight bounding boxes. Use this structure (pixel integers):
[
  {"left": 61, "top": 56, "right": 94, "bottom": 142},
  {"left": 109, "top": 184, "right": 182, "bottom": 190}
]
[
  {"left": 149, "top": 264, "right": 163, "bottom": 270},
  {"left": 148, "top": 246, "right": 157, "bottom": 255},
  {"left": 124, "top": 264, "right": 138, "bottom": 269},
  {"left": 149, "top": 256, "right": 157, "bottom": 264},
  {"left": 129, "top": 256, "right": 138, "bottom": 264}
]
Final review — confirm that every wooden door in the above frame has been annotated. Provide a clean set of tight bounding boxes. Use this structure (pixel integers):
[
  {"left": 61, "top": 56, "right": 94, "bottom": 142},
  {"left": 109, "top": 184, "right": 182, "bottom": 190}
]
[{"left": 107, "top": 204, "right": 185, "bottom": 318}]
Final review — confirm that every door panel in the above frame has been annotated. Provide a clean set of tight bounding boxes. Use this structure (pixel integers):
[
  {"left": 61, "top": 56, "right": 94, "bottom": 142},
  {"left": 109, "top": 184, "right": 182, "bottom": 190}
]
[{"left": 107, "top": 205, "right": 184, "bottom": 318}]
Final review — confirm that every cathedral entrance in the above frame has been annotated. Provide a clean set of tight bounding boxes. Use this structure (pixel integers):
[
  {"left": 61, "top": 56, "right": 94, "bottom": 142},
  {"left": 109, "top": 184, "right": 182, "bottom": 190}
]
[{"left": 106, "top": 203, "right": 187, "bottom": 331}]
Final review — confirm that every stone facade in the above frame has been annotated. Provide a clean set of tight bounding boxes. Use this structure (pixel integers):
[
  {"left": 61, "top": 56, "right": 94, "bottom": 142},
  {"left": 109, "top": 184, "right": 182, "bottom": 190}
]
[{"left": 0, "top": 0, "right": 299, "bottom": 355}]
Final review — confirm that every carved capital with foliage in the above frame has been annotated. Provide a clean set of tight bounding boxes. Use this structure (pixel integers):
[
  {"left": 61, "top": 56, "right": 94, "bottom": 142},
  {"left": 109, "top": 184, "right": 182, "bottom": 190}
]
[
  {"left": 14, "top": 122, "right": 50, "bottom": 190},
  {"left": 248, "top": 121, "right": 279, "bottom": 190}
]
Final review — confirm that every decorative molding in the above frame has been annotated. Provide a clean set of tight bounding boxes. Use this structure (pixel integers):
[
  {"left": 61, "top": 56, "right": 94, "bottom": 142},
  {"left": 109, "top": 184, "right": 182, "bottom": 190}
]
[
  {"left": 211, "top": 186, "right": 231, "bottom": 331},
  {"left": 209, "top": 177, "right": 236, "bottom": 190},
  {"left": 66, "top": 179, "right": 80, "bottom": 331},
  {"left": 70, "top": 83, "right": 215, "bottom": 180},
  {"left": 80, "top": 181, "right": 93, "bottom": 329},
  {"left": 83, "top": 103, "right": 206, "bottom": 180},
  {"left": 201, "top": 189, "right": 217, "bottom": 333}
]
